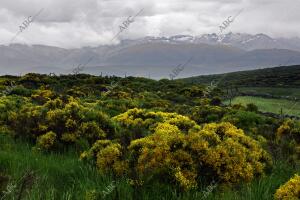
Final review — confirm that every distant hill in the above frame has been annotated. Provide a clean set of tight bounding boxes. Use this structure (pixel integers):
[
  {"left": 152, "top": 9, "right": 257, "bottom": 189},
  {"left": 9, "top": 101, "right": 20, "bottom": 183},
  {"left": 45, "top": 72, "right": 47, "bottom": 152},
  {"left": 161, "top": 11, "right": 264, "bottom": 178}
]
[{"left": 182, "top": 65, "right": 300, "bottom": 88}]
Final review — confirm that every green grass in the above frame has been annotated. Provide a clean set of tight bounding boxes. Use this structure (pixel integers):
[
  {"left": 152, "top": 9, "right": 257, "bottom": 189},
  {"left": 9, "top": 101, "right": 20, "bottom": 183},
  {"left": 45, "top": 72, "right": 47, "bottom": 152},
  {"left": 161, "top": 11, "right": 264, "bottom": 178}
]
[
  {"left": 0, "top": 134, "right": 125, "bottom": 200},
  {"left": 0, "top": 134, "right": 299, "bottom": 200},
  {"left": 227, "top": 96, "right": 300, "bottom": 117}
]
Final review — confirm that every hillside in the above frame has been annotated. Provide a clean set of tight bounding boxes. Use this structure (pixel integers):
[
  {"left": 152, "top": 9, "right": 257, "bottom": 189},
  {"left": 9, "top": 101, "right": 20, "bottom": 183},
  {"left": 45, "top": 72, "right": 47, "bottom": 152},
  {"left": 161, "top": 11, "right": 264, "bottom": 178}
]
[{"left": 183, "top": 65, "right": 300, "bottom": 87}]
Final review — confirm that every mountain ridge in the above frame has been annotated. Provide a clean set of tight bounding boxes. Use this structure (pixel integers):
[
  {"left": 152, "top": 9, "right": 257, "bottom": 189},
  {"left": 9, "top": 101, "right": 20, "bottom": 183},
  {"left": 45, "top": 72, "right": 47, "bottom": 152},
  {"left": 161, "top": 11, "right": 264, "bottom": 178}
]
[{"left": 1, "top": 33, "right": 300, "bottom": 78}]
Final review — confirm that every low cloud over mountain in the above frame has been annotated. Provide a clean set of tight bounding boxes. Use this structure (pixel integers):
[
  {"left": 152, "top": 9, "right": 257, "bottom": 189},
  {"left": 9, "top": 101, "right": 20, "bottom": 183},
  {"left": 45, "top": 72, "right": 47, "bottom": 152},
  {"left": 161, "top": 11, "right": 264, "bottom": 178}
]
[{"left": 1, "top": 33, "right": 300, "bottom": 79}]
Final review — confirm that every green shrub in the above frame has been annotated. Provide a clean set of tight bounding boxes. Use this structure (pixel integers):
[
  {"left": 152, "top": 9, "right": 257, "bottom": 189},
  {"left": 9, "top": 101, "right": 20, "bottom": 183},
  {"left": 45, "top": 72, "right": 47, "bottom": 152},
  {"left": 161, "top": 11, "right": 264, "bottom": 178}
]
[
  {"left": 222, "top": 110, "right": 266, "bottom": 134},
  {"left": 190, "top": 105, "right": 227, "bottom": 124},
  {"left": 246, "top": 103, "right": 258, "bottom": 112}
]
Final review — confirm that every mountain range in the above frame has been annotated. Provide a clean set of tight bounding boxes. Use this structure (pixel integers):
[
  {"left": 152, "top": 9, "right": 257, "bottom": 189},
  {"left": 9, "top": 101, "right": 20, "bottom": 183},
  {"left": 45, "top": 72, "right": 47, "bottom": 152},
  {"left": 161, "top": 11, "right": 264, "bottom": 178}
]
[{"left": 1, "top": 33, "right": 300, "bottom": 79}]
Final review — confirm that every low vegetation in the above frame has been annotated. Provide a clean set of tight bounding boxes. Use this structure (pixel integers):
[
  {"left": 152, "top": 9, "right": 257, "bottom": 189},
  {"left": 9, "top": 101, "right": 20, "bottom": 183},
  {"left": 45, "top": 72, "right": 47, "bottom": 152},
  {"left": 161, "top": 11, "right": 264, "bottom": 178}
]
[{"left": 0, "top": 72, "right": 299, "bottom": 199}]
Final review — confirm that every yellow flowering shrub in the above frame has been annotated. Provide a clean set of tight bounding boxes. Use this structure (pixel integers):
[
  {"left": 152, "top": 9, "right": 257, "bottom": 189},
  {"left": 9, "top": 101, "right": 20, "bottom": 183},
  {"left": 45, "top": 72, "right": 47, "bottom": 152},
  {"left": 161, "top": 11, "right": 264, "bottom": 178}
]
[
  {"left": 78, "top": 122, "right": 106, "bottom": 144},
  {"left": 276, "top": 119, "right": 300, "bottom": 164},
  {"left": 81, "top": 140, "right": 128, "bottom": 176},
  {"left": 113, "top": 108, "right": 198, "bottom": 132},
  {"left": 196, "top": 123, "right": 272, "bottom": 184},
  {"left": 126, "top": 122, "right": 271, "bottom": 190},
  {"left": 36, "top": 131, "right": 57, "bottom": 150},
  {"left": 128, "top": 123, "right": 197, "bottom": 190},
  {"left": 0, "top": 96, "right": 26, "bottom": 127},
  {"left": 31, "top": 89, "right": 55, "bottom": 104},
  {"left": 9, "top": 104, "right": 46, "bottom": 139},
  {"left": 80, "top": 140, "right": 112, "bottom": 161},
  {"left": 112, "top": 108, "right": 199, "bottom": 144},
  {"left": 8, "top": 96, "right": 117, "bottom": 151},
  {"left": 96, "top": 143, "right": 128, "bottom": 176},
  {"left": 61, "top": 133, "right": 78, "bottom": 143},
  {"left": 82, "top": 123, "right": 195, "bottom": 189},
  {"left": 274, "top": 174, "right": 300, "bottom": 200},
  {"left": 276, "top": 119, "right": 300, "bottom": 142},
  {"left": 85, "top": 115, "right": 271, "bottom": 190},
  {"left": 44, "top": 98, "right": 64, "bottom": 110}
]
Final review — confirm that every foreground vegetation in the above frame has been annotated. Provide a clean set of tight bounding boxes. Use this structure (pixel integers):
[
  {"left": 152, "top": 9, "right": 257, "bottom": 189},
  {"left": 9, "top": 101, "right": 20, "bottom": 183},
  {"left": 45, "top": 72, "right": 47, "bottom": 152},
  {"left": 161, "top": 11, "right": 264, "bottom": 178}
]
[
  {"left": 0, "top": 73, "right": 299, "bottom": 199},
  {"left": 0, "top": 134, "right": 297, "bottom": 200}
]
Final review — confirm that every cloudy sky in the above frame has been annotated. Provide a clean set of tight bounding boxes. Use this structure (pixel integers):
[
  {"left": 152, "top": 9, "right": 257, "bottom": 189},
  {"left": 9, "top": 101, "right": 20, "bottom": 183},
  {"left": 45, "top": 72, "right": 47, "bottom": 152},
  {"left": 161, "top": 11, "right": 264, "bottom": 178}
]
[{"left": 0, "top": 0, "right": 299, "bottom": 48}]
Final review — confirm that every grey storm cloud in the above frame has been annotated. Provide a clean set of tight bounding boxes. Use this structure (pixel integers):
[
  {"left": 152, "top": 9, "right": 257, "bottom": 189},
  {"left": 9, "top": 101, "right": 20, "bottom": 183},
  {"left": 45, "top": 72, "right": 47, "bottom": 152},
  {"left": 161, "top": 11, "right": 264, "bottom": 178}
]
[{"left": 0, "top": 0, "right": 299, "bottom": 48}]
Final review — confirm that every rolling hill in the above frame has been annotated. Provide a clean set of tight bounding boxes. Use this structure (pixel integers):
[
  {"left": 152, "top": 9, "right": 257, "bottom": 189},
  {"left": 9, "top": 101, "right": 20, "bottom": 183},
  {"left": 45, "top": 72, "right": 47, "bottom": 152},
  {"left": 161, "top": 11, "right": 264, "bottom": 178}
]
[{"left": 182, "top": 65, "right": 300, "bottom": 87}]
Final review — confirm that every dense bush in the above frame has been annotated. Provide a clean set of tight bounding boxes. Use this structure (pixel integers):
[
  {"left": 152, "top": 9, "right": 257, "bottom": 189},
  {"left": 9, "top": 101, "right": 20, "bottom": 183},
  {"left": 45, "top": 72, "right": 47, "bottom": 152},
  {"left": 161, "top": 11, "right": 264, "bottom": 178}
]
[
  {"left": 112, "top": 108, "right": 199, "bottom": 144},
  {"left": 37, "top": 131, "right": 57, "bottom": 150},
  {"left": 222, "top": 110, "right": 267, "bottom": 134},
  {"left": 0, "top": 96, "right": 25, "bottom": 125},
  {"left": 84, "top": 120, "right": 272, "bottom": 191},
  {"left": 80, "top": 140, "right": 128, "bottom": 176},
  {"left": 246, "top": 103, "right": 258, "bottom": 112},
  {"left": 7, "top": 96, "right": 117, "bottom": 151},
  {"left": 276, "top": 119, "right": 300, "bottom": 143},
  {"left": 276, "top": 119, "right": 300, "bottom": 165},
  {"left": 31, "top": 89, "right": 56, "bottom": 104},
  {"left": 190, "top": 105, "right": 227, "bottom": 124}
]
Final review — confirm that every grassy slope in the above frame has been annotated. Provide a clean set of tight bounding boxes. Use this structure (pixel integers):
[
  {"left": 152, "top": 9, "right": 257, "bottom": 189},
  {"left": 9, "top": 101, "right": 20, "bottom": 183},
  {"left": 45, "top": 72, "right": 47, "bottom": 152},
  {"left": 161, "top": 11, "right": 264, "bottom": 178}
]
[
  {"left": 182, "top": 65, "right": 300, "bottom": 88},
  {"left": 227, "top": 96, "right": 300, "bottom": 117}
]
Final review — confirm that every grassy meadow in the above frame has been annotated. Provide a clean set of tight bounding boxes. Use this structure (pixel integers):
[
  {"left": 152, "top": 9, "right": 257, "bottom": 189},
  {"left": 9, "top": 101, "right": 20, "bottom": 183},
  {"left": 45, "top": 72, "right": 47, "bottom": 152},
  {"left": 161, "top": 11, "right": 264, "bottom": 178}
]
[{"left": 227, "top": 96, "right": 300, "bottom": 117}]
